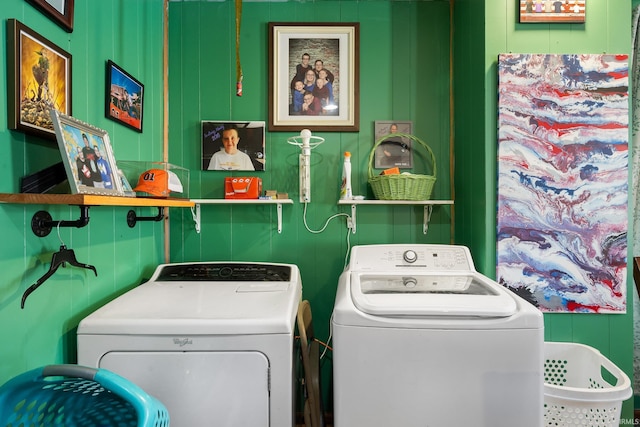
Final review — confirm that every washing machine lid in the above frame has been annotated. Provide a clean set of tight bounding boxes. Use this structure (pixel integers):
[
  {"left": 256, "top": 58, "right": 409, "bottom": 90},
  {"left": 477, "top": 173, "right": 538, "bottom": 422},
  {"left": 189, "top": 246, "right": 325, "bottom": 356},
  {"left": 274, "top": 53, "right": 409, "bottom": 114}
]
[{"left": 351, "top": 272, "right": 517, "bottom": 317}]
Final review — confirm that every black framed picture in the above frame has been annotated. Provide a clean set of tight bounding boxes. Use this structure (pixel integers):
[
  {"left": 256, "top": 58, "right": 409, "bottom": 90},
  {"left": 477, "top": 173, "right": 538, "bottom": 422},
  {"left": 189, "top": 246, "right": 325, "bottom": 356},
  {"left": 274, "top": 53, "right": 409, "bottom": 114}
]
[
  {"left": 201, "top": 121, "right": 266, "bottom": 171},
  {"left": 7, "top": 19, "right": 72, "bottom": 140},
  {"left": 105, "top": 60, "right": 144, "bottom": 133}
]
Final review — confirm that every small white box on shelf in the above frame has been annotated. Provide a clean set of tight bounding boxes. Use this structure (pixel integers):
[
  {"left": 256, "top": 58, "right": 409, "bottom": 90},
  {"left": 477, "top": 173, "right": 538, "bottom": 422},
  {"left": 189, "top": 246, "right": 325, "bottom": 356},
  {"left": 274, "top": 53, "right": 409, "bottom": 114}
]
[{"left": 117, "top": 161, "right": 189, "bottom": 199}]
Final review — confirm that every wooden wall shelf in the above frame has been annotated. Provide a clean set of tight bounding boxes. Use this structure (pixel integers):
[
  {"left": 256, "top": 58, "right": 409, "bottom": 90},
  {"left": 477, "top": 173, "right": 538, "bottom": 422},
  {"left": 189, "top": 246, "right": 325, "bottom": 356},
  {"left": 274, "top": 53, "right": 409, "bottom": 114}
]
[
  {"left": 0, "top": 193, "right": 194, "bottom": 208},
  {"left": 0, "top": 193, "right": 195, "bottom": 236}
]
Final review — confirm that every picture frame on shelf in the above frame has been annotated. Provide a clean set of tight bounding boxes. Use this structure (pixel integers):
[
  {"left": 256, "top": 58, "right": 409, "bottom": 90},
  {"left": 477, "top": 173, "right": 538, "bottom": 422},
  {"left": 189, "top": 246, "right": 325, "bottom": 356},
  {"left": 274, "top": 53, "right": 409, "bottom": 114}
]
[
  {"left": 268, "top": 22, "right": 360, "bottom": 132},
  {"left": 105, "top": 60, "right": 144, "bottom": 133},
  {"left": 519, "top": 0, "right": 585, "bottom": 23},
  {"left": 26, "top": 0, "right": 75, "bottom": 32},
  {"left": 201, "top": 121, "right": 266, "bottom": 171},
  {"left": 7, "top": 19, "right": 72, "bottom": 141},
  {"left": 50, "top": 109, "right": 125, "bottom": 196},
  {"left": 374, "top": 121, "right": 414, "bottom": 169}
]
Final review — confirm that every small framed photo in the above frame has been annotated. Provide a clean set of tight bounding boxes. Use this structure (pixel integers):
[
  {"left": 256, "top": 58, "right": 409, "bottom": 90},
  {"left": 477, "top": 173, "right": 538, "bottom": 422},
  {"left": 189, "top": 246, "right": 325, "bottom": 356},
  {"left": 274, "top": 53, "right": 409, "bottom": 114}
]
[
  {"left": 374, "top": 121, "right": 413, "bottom": 169},
  {"left": 519, "top": 0, "right": 585, "bottom": 24},
  {"left": 202, "top": 121, "right": 266, "bottom": 171},
  {"left": 105, "top": 60, "right": 144, "bottom": 133},
  {"left": 26, "top": 0, "right": 75, "bottom": 32},
  {"left": 268, "top": 22, "right": 360, "bottom": 132},
  {"left": 7, "top": 19, "right": 72, "bottom": 141},
  {"left": 50, "top": 109, "right": 124, "bottom": 196}
]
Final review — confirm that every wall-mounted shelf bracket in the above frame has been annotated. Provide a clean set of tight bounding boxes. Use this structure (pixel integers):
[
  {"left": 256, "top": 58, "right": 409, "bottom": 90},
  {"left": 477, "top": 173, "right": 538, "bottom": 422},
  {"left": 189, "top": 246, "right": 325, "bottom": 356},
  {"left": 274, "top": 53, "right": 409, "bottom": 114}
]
[
  {"left": 31, "top": 206, "right": 91, "bottom": 237},
  {"left": 127, "top": 207, "right": 165, "bottom": 228},
  {"left": 349, "top": 204, "right": 357, "bottom": 234},
  {"left": 423, "top": 205, "right": 433, "bottom": 234}
]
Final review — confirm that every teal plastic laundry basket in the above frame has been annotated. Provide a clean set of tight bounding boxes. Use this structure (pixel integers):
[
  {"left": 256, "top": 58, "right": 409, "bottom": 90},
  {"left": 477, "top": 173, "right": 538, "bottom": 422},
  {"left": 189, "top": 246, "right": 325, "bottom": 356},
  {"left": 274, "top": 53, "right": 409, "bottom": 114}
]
[{"left": 0, "top": 364, "right": 169, "bottom": 427}]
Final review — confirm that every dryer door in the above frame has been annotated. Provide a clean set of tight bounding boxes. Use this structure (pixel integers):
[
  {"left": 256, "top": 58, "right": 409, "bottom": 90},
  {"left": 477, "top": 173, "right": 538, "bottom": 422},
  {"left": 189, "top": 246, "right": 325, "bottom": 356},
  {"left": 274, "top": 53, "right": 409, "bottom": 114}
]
[{"left": 100, "top": 351, "right": 269, "bottom": 427}]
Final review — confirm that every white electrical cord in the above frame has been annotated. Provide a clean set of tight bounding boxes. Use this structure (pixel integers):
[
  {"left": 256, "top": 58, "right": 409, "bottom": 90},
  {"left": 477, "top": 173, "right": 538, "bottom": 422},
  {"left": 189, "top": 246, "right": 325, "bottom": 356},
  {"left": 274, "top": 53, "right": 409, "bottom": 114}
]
[
  {"left": 302, "top": 202, "right": 353, "bottom": 271},
  {"left": 302, "top": 202, "right": 350, "bottom": 234},
  {"left": 321, "top": 312, "right": 334, "bottom": 360}
]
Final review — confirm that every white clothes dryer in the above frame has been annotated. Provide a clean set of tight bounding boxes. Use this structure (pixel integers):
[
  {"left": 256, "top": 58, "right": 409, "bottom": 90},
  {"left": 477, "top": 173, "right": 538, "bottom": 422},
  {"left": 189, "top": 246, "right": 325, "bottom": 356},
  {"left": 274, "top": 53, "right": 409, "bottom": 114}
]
[
  {"left": 77, "top": 262, "right": 302, "bottom": 427},
  {"left": 332, "top": 244, "right": 544, "bottom": 427}
]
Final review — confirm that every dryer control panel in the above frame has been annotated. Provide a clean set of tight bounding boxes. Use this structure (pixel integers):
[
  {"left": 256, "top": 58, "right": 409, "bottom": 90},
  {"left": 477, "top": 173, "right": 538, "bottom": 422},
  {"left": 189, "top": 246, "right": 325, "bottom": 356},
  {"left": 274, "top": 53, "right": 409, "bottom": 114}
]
[
  {"left": 153, "top": 263, "right": 292, "bottom": 282},
  {"left": 350, "top": 244, "right": 474, "bottom": 271}
]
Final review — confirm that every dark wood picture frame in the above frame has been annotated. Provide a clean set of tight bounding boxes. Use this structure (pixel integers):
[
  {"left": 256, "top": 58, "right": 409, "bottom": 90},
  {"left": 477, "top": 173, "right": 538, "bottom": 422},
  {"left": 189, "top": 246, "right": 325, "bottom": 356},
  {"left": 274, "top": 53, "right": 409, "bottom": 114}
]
[
  {"left": 26, "top": 0, "right": 75, "bottom": 33},
  {"left": 105, "top": 60, "right": 144, "bottom": 133},
  {"left": 519, "top": 0, "right": 585, "bottom": 23},
  {"left": 6, "top": 18, "right": 72, "bottom": 141},
  {"left": 268, "top": 22, "right": 360, "bottom": 132}
]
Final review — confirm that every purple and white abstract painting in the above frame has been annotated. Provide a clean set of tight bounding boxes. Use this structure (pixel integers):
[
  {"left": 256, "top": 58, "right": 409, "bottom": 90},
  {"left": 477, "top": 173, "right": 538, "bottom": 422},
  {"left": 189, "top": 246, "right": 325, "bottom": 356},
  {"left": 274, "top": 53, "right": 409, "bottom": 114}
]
[{"left": 497, "top": 54, "right": 629, "bottom": 313}]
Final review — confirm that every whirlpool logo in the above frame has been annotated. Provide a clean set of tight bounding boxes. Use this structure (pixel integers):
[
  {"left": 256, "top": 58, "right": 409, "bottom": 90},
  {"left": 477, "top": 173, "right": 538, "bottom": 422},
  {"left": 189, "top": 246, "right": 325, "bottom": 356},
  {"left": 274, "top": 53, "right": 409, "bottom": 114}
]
[{"left": 173, "top": 337, "right": 193, "bottom": 347}]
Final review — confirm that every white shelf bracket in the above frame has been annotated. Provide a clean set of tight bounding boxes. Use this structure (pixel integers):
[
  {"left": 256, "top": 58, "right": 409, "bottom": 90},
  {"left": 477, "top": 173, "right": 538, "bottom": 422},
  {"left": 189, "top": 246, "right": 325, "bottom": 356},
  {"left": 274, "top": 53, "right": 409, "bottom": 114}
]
[
  {"left": 277, "top": 202, "right": 283, "bottom": 234},
  {"left": 423, "top": 205, "right": 433, "bottom": 235},
  {"left": 191, "top": 203, "right": 201, "bottom": 234},
  {"left": 350, "top": 204, "right": 357, "bottom": 234}
]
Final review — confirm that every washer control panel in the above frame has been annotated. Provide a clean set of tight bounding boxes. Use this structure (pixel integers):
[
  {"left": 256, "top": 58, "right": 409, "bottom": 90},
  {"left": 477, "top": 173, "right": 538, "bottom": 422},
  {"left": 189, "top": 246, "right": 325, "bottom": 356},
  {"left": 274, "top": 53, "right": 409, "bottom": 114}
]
[
  {"left": 154, "top": 263, "right": 292, "bottom": 282},
  {"left": 350, "top": 245, "right": 473, "bottom": 271}
]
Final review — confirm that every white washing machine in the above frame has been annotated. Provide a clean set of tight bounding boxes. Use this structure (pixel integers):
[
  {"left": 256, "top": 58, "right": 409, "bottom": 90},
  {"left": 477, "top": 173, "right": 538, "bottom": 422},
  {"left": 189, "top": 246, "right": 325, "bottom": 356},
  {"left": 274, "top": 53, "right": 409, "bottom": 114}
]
[
  {"left": 332, "top": 244, "right": 544, "bottom": 427},
  {"left": 77, "top": 262, "right": 302, "bottom": 427}
]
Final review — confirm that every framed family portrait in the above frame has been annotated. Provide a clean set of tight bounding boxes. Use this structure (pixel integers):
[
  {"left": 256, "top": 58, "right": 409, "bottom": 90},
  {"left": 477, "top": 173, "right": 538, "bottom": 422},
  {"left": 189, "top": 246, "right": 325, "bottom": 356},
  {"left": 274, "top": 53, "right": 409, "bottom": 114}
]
[
  {"left": 202, "top": 121, "right": 266, "bottom": 171},
  {"left": 268, "top": 22, "right": 360, "bottom": 132},
  {"left": 6, "top": 19, "right": 72, "bottom": 141},
  {"left": 105, "top": 60, "right": 144, "bottom": 133},
  {"left": 26, "top": 0, "right": 75, "bottom": 32},
  {"left": 519, "top": 0, "right": 585, "bottom": 23},
  {"left": 374, "top": 121, "right": 414, "bottom": 169},
  {"left": 50, "top": 109, "right": 124, "bottom": 196}
]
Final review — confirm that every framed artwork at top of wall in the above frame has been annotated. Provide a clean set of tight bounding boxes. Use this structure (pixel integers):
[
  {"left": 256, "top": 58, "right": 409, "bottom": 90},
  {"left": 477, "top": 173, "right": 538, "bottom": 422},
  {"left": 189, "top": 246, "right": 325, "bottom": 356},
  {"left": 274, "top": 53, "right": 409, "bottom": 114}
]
[
  {"left": 268, "top": 22, "right": 360, "bottom": 132},
  {"left": 6, "top": 19, "right": 72, "bottom": 141},
  {"left": 519, "top": 0, "right": 585, "bottom": 23},
  {"left": 26, "top": 0, "right": 75, "bottom": 32}
]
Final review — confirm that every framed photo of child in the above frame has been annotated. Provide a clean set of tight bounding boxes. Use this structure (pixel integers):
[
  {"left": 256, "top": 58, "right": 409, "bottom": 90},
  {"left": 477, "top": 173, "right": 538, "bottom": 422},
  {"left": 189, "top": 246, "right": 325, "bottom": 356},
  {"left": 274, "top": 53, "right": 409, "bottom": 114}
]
[{"left": 201, "top": 121, "right": 266, "bottom": 171}]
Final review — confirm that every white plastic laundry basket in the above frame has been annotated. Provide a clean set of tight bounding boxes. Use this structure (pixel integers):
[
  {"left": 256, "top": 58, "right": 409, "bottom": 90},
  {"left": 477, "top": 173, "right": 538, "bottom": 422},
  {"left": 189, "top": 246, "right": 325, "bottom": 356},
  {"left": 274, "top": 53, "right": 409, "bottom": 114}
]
[{"left": 544, "top": 342, "right": 632, "bottom": 427}]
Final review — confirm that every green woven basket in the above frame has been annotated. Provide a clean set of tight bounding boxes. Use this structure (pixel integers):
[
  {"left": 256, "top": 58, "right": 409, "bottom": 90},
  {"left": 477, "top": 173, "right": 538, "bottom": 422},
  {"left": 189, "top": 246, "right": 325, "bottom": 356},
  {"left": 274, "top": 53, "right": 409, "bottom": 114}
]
[{"left": 368, "top": 133, "right": 437, "bottom": 201}]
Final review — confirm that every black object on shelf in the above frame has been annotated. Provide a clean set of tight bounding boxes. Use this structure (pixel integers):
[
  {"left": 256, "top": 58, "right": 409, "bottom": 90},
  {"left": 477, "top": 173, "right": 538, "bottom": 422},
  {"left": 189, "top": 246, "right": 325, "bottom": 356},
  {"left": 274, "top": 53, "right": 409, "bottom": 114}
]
[{"left": 21, "top": 162, "right": 67, "bottom": 194}]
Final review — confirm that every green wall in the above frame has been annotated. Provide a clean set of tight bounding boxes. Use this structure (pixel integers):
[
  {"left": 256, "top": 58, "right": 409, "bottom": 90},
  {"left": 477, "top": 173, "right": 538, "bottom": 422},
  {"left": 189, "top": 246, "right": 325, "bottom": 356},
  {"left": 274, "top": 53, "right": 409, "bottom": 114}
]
[
  {"left": 0, "top": 0, "right": 635, "bottom": 422},
  {"left": 0, "top": 0, "right": 167, "bottom": 383},
  {"left": 167, "top": 1, "right": 453, "bottom": 406},
  {"left": 454, "top": 0, "right": 634, "bottom": 421},
  {"left": 168, "top": 0, "right": 453, "bottom": 409}
]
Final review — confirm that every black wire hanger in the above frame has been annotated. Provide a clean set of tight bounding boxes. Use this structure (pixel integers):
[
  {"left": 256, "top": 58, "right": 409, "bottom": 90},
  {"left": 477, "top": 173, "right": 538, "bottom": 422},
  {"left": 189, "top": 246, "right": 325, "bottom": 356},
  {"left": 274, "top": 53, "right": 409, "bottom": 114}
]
[{"left": 21, "top": 224, "right": 97, "bottom": 309}]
